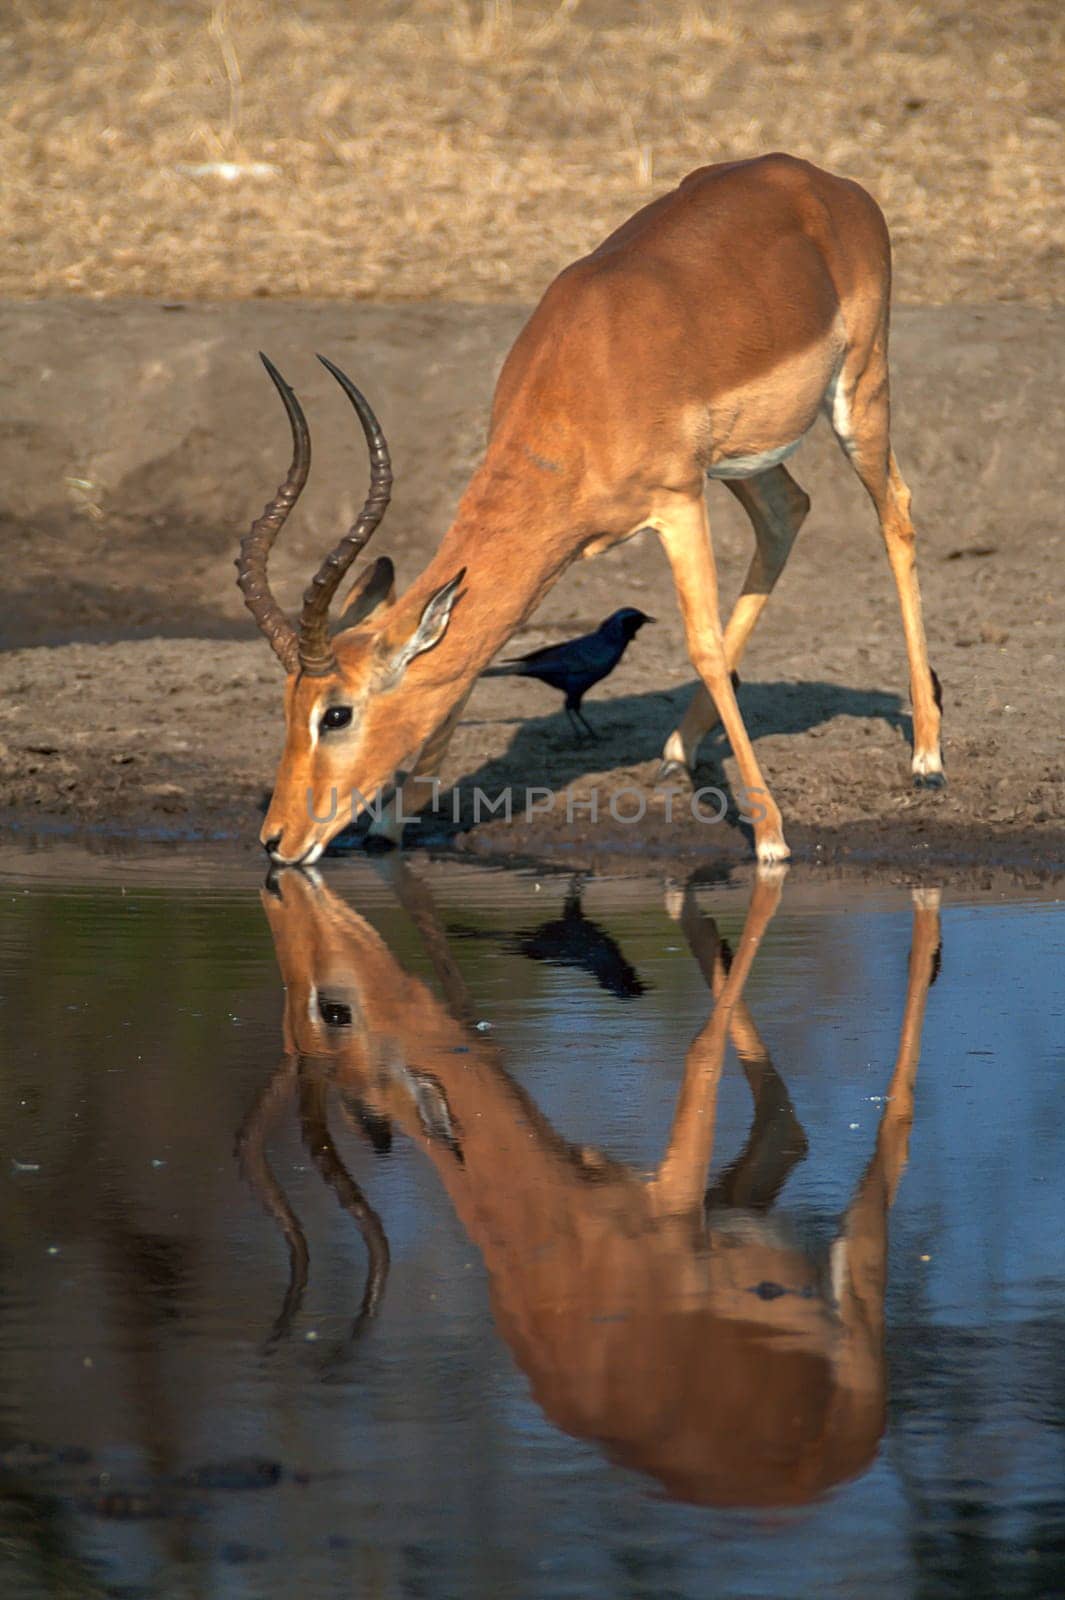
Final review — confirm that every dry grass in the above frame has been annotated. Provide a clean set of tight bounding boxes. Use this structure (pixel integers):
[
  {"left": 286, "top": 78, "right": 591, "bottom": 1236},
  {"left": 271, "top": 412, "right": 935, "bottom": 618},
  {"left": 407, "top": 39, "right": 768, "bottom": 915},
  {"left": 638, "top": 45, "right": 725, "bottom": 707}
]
[{"left": 2, "top": 0, "right": 1062, "bottom": 303}]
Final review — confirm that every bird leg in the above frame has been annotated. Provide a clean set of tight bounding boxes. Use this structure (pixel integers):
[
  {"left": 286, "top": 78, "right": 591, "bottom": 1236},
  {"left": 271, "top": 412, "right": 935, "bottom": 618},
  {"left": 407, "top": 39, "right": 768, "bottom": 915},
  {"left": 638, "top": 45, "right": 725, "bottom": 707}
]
[{"left": 566, "top": 704, "right": 597, "bottom": 742}]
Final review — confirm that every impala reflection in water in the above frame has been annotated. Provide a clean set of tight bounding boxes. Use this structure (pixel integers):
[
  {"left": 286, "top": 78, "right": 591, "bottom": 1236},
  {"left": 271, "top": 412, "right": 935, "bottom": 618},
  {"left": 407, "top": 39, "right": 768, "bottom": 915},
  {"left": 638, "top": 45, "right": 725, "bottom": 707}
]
[{"left": 247, "top": 864, "right": 940, "bottom": 1509}]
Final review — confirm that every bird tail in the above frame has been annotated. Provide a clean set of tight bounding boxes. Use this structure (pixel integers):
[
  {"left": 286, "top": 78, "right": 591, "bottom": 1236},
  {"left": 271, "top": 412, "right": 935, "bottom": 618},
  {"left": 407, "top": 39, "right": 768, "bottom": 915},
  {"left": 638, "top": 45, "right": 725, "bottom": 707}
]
[{"left": 481, "top": 662, "right": 524, "bottom": 678}]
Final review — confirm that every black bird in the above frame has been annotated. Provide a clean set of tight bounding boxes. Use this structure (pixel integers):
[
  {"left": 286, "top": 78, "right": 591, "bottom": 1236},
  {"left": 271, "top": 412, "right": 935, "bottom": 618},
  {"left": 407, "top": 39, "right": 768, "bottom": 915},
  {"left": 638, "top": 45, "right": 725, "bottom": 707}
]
[{"left": 482, "top": 606, "right": 654, "bottom": 739}]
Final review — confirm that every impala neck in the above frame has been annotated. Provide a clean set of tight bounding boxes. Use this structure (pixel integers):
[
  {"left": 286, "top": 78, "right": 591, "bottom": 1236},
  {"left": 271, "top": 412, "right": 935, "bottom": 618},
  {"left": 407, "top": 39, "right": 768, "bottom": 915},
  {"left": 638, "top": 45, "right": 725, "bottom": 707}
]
[{"left": 395, "top": 452, "right": 583, "bottom": 687}]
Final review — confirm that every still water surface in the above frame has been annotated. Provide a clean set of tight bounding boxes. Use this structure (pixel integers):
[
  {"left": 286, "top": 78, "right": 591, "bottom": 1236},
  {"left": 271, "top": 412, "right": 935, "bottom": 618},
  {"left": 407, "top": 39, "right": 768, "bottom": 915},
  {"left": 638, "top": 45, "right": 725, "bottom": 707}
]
[{"left": 0, "top": 858, "right": 1063, "bottom": 1599}]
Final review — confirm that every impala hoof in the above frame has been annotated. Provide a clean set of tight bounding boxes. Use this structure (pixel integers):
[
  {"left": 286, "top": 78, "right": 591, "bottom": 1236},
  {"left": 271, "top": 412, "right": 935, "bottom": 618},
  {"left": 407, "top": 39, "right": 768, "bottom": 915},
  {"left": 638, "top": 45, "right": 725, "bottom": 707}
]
[
  {"left": 913, "top": 771, "right": 946, "bottom": 791},
  {"left": 755, "top": 833, "right": 791, "bottom": 867},
  {"left": 911, "top": 887, "right": 942, "bottom": 911},
  {"left": 656, "top": 759, "right": 691, "bottom": 786},
  {"left": 663, "top": 884, "right": 686, "bottom": 921}
]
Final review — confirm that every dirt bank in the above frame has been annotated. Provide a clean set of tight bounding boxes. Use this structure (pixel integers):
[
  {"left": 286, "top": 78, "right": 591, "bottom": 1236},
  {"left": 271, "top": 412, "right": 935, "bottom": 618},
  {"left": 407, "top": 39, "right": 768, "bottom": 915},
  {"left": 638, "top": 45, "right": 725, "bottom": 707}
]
[
  {"left": 4, "top": 0, "right": 1061, "bottom": 307},
  {"left": 1, "top": 301, "right": 1062, "bottom": 875}
]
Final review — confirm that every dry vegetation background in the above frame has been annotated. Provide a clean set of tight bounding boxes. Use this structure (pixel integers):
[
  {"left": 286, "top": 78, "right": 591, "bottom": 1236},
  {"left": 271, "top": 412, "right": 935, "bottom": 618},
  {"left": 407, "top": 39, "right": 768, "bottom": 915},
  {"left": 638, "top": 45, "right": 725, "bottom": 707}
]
[{"left": 2, "top": 0, "right": 1062, "bottom": 305}]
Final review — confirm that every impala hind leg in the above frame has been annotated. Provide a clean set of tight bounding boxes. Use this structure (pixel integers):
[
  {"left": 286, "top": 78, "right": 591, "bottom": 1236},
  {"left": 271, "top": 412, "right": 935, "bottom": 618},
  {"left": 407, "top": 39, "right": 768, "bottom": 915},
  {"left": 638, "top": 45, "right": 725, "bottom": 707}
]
[
  {"left": 831, "top": 888, "right": 941, "bottom": 1400},
  {"left": 652, "top": 870, "right": 784, "bottom": 1214},
  {"left": 657, "top": 497, "right": 788, "bottom": 865},
  {"left": 659, "top": 466, "right": 810, "bottom": 782},
  {"left": 831, "top": 362, "right": 943, "bottom": 786}
]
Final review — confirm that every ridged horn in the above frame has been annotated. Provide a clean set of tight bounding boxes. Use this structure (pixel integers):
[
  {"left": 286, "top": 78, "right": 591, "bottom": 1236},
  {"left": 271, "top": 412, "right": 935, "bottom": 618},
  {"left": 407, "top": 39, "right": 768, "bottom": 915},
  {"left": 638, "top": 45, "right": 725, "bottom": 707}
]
[
  {"left": 235, "top": 353, "right": 308, "bottom": 674},
  {"left": 297, "top": 355, "right": 394, "bottom": 677}
]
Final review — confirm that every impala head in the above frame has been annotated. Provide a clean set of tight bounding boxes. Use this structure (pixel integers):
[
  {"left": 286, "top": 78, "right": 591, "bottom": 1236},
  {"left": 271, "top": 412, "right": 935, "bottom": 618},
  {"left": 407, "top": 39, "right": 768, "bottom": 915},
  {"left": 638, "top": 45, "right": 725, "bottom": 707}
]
[
  {"left": 236, "top": 355, "right": 466, "bottom": 865},
  {"left": 261, "top": 865, "right": 467, "bottom": 1159},
  {"left": 262, "top": 866, "right": 382, "bottom": 1066}
]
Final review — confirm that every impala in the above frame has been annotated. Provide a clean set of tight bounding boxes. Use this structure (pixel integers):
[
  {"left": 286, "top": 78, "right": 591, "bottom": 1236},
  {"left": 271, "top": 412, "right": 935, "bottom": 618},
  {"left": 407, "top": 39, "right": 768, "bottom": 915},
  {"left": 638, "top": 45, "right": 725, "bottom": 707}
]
[
  {"left": 237, "top": 154, "right": 943, "bottom": 866},
  {"left": 248, "top": 863, "right": 941, "bottom": 1505}
]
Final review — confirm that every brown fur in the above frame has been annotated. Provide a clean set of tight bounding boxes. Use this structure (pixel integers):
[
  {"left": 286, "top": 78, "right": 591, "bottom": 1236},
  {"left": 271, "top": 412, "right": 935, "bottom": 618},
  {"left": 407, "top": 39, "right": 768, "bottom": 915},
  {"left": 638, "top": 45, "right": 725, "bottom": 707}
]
[{"left": 255, "top": 155, "right": 942, "bottom": 865}]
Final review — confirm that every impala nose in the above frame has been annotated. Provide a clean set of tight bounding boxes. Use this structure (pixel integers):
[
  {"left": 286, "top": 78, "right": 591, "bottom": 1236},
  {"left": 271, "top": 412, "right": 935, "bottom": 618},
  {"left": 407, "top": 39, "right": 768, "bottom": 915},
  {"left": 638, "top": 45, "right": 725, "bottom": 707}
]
[{"left": 263, "top": 832, "right": 283, "bottom": 857}]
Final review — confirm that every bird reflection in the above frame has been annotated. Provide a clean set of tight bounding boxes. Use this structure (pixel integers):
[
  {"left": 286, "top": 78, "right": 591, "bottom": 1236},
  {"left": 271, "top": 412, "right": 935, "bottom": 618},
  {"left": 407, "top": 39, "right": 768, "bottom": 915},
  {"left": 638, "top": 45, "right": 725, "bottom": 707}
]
[
  {"left": 508, "top": 877, "right": 648, "bottom": 998},
  {"left": 450, "top": 875, "right": 647, "bottom": 999},
  {"left": 245, "top": 861, "right": 940, "bottom": 1506}
]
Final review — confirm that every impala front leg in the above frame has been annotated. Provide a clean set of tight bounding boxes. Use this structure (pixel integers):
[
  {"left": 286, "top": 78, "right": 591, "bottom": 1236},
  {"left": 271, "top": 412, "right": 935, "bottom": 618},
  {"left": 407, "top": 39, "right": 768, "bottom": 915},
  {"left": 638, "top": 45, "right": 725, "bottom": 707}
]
[{"left": 658, "top": 497, "right": 789, "bottom": 865}]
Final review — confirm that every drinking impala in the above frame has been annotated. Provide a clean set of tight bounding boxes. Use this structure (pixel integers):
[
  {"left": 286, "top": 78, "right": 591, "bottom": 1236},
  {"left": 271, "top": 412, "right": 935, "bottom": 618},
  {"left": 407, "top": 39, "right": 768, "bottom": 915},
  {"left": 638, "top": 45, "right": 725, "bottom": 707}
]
[{"left": 237, "top": 154, "right": 943, "bottom": 866}]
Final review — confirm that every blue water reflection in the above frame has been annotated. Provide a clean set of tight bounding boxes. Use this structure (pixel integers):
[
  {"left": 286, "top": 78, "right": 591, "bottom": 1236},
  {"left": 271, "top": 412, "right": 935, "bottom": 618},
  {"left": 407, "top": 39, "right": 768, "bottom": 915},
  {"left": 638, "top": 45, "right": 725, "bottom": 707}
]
[{"left": 0, "top": 861, "right": 1061, "bottom": 1598}]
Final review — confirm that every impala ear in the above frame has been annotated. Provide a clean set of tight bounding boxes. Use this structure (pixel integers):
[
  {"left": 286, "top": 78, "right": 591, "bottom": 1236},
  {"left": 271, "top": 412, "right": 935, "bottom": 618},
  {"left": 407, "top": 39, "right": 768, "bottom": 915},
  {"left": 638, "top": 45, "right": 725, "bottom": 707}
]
[
  {"left": 340, "top": 556, "right": 396, "bottom": 624},
  {"left": 380, "top": 567, "right": 466, "bottom": 685}
]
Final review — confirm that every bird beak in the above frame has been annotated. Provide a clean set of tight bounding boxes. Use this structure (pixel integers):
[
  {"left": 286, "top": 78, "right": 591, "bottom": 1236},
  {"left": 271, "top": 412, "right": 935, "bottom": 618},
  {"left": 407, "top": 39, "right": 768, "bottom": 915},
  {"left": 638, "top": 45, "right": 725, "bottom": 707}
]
[{"left": 644, "top": 615, "right": 657, "bottom": 624}]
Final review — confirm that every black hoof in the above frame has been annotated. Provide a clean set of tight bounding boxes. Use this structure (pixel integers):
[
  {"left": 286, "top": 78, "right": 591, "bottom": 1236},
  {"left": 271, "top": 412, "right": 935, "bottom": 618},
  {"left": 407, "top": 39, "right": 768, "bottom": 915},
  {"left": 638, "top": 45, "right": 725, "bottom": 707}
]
[
  {"left": 913, "top": 771, "right": 946, "bottom": 791},
  {"left": 656, "top": 759, "right": 691, "bottom": 786}
]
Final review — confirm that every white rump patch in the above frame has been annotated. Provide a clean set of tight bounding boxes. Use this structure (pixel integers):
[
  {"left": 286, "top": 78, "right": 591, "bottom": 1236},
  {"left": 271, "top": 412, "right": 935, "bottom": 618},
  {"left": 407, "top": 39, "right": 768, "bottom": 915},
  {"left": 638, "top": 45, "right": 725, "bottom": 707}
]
[{"left": 823, "top": 369, "right": 855, "bottom": 455}]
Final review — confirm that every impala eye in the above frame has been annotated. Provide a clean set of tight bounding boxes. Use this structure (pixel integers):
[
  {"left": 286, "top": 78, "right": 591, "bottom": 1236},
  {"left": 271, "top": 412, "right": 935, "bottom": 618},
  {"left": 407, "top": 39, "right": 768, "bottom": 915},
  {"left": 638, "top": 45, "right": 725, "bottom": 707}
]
[
  {"left": 320, "top": 705, "right": 353, "bottom": 733},
  {"left": 318, "top": 994, "right": 353, "bottom": 1028}
]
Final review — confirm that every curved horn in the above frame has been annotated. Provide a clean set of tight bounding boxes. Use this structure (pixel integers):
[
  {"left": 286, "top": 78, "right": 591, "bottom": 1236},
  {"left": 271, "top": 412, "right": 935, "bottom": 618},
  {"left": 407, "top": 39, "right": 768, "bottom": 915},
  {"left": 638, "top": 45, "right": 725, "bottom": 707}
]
[
  {"left": 235, "top": 354, "right": 309, "bottom": 674},
  {"left": 297, "top": 355, "right": 394, "bottom": 677},
  {"left": 298, "top": 1070, "right": 391, "bottom": 1333},
  {"left": 234, "top": 1054, "right": 310, "bottom": 1347}
]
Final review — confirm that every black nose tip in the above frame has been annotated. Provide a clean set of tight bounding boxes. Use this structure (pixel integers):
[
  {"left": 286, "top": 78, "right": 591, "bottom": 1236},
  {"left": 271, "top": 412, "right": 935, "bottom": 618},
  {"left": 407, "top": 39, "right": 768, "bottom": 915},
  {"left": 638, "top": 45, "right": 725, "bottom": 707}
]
[{"left": 263, "top": 833, "right": 282, "bottom": 856}]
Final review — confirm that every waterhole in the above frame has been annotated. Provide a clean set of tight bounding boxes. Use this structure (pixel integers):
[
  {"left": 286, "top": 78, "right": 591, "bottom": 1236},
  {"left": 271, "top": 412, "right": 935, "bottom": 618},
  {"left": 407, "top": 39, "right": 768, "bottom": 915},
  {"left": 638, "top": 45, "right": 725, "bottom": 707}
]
[{"left": 0, "top": 856, "right": 1062, "bottom": 1598}]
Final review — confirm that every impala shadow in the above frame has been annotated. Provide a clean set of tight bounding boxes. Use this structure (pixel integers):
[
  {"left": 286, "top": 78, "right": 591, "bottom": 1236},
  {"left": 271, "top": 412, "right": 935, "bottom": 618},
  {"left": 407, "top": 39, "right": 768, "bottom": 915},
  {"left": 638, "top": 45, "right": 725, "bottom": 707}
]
[
  {"left": 327, "top": 679, "right": 911, "bottom": 850},
  {"left": 242, "top": 859, "right": 941, "bottom": 1508},
  {"left": 466, "top": 678, "right": 909, "bottom": 787}
]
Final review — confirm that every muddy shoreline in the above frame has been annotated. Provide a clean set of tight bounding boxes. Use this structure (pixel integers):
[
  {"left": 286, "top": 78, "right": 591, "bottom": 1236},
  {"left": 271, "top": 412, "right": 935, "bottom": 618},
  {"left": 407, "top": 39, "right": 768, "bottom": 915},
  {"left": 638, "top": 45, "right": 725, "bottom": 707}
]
[{"left": 2, "top": 810, "right": 1062, "bottom": 893}]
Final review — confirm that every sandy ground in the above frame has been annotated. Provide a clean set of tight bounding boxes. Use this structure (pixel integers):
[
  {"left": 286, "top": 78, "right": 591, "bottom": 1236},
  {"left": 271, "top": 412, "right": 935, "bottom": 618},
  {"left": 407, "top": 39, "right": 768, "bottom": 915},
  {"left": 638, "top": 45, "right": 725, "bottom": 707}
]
[
  {"left": 3, "top": 0, "right": 1062, "bottom": 307},
  {"left": 1, "top": 300, "right": 1062, "bottom": 876}
]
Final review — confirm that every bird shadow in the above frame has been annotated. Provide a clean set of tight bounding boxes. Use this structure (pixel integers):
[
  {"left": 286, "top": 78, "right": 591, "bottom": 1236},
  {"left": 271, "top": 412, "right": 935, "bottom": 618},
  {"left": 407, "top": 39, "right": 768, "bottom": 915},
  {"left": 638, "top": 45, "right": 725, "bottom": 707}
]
[{"left": 459, "top": 677, "right": 908, "bottom": 792}]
